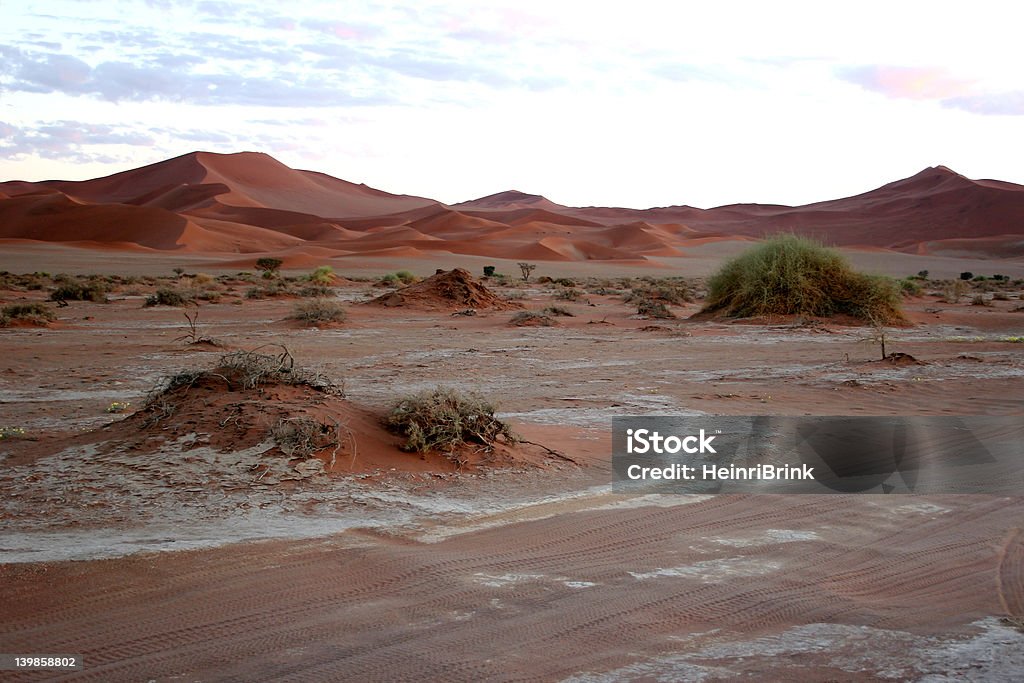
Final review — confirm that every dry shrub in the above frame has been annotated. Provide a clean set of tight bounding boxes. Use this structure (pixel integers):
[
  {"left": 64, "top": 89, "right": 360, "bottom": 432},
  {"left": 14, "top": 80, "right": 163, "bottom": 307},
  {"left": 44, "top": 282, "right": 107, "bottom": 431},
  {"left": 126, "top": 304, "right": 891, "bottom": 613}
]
[
  {"left": 624, "top": 279, "right": 693, "bottom": 305},
  {"left": 510, "top": 311, "right": 555, "bottom": 326},
  {"left": 291, "top": 298, "right": 347, "bottom": 325},
  {"left": 542, "top": 306, "right": 575, "bottom": 317},
  {"left": 382, "top": 387, "right": 516, "bottom": 454},
  {"left": 942, "top": 279, "right": 970, "bottom": 304},
  {"left": 637, "top": 299, "right": 675, "bottom": 319},
  {"left": 270, "top": 416, "right": 339, "bottom": 459},
  {"left": 553, "top": 287, "right": 583, "bottom": 301},
  {"left": 145, "top": 287, "right": 193, "bottom": 307},
  {"left": 702, "top": 235, "right": 905, "bottom": 323},
  {"left": 146, "top": 346, "right": 342, "bottom": 402}
]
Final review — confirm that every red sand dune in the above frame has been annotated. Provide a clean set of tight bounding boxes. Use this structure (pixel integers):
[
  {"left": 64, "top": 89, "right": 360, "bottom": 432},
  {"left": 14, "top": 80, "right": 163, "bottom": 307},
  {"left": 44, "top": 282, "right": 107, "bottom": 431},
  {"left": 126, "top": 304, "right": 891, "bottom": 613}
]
[{"left": 2, "top": 153, "right": 1024, "bottom": 261}]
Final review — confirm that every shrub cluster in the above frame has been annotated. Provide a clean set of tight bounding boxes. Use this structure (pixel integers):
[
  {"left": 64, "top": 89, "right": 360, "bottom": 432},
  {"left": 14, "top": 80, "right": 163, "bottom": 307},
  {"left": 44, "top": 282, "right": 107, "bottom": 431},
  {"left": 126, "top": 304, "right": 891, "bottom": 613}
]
[{"left": 50, "top": 278, "right": 108, "bottom": 302}]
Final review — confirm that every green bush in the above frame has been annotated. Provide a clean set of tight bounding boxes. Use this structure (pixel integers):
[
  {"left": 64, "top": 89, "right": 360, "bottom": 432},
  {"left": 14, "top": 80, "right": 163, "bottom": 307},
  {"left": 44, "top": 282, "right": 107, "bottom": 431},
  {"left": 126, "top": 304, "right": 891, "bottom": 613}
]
[
  {"left": 1, "top": 303, "right": 56, "bottom": 326},
  {"left": 899, "top": 278, "right": 922, "bottom": 296},
  {"left": 49, "top": 279, "right": 108, "bottom": 302},
  {"left": 308, "top": 266, "right": 335, "bottom": 285},
  {"left": 702, "top": 235, "right": 905, "bottom": 324},
  {"left": 395, "top": 270, "right": 418, "bottom": 285},
  {"left": 382, "top": 387, "right": 516, "bottom": 454}
]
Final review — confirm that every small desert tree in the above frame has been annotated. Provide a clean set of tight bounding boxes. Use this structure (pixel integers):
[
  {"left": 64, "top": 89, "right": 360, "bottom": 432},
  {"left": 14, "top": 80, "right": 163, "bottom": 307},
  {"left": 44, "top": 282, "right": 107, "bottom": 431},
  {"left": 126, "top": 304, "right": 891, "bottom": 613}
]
[
  {"left": 518, "top": 262, "right": 537, "bottom": 282},
  {"left": 256, "top": 258, "right": 283, "bottom": 277}
]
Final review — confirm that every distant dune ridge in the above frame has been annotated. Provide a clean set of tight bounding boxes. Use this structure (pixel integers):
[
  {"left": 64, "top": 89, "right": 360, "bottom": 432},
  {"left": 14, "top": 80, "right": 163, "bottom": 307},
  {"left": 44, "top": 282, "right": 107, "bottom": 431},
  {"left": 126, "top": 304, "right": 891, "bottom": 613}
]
[{"left": 2, "top": 151, "right": 1023, "bottom": 261}]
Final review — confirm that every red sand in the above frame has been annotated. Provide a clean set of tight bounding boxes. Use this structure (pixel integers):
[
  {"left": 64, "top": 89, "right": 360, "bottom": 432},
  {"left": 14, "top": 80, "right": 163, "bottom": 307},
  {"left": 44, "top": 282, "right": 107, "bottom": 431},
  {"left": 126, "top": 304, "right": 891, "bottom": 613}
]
[
  {"left": 2, "top": 154, "right": 1024, "bottom": 262},
  {"left": 1, "top": 281, "right": 1023, "bottom": 680}
]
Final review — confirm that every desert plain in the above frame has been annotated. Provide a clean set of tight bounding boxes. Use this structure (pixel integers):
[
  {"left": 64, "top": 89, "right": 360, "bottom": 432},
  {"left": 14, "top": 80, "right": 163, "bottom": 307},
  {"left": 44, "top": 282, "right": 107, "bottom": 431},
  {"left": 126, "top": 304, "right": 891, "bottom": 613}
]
[{"left": 1, "top": 153, "right": 1023, "bottom": 681}]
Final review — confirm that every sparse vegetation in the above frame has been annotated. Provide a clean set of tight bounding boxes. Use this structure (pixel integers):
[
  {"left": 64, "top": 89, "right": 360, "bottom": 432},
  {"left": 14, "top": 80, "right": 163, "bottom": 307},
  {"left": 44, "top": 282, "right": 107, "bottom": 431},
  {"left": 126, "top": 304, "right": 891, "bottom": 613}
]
[
  {"left": 308, "top": 265, "right": 335, "bottom": 285},
  {"left": 637, "top": 299, "right": 675, "bottom": 319},
  {"left": 146, "top": 346, "right": 342, "bottom": 402},
  {"left": 0, "top": 426, "right": 27, "bottom": 439},
  {"left": 553, "top": 287, "right": 583, "bottom": 301},
  {"left": 106, "top": 401, "right": 131, "bottom": 413},
  {"left": 942, "top": 279, "right": 970, "bottom": 303},
  {"left": 270, "top": 416, "right": 341, "bottom": 459},
  {"left": 382, "top": 387, "right": 516, "bottom": 455},
  {"left": 971, "top": 294, "right": 991, "bottom": 307},
  {"left": 50, "top": 278, "right": 108, "bottom": 303},
  {"left": 1, "top": 302, "right": 56, "bottom": 326},
  {"left": 960, "top": 271, "right": 973, "bottom": 281},
  {"left": 624, "top": 279, "right": 693, "bottom": 306},
  {"left": 510, "top": 310, "right": 555, "bottom": 326},
  {"left": 245, "top": 282, "right": 290, "bottom": 299},
  {"left": 395, "top": 270, "right": 417, "bottom": 285},
  {"left": 861, "top": 315, "right": 892, "bottom": 360},
  {"left": 518, "top": 262, "right": 537, "bottom": 282},
  {"left": 173, "top": 308, "right": 220, "bottom": 346},
  {"left": 145, "top": 287, "right": 193, "bottom": 307},
  {"left": 542, "top": 306, "right": 575, "bottom": 317},
  {"left": 295, "top": 284, "right": 330, "bottom": 297},
  {"left": 290, "top": 298, "right": 347, "bottom": 325},
  {"left": 899, "top": 278, "right": 922, "bottom": 296},
  {"left": 256, "top": 257, "right": 283, "bottom": 276},
  {"left": 701, "top": 235, "right": 905, "bottom": 324}
]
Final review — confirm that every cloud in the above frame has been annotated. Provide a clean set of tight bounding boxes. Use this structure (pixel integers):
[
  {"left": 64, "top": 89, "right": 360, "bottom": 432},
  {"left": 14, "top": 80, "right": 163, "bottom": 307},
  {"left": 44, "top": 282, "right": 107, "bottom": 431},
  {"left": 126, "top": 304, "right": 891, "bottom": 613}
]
[
  {"left": 0, "top": 47, "right": 393, "bottom": 107},
  {"left": 839, "top": 64, "right": 1024, "bottom": 116},
  {"left": 0, "top": 120, "right": 156, "bottom": 162},
  {"left": 839, "top": 65, "right": 976, "bottom": 101},
  {"left": 302, "top": 18, "right": 382, "bottom": 41},
  {"left": 650, "top": 62, "right": 729, "bottom": 83},
  {"left": 16, "top": 53, "right": 91, "bottom": 91},
  {"left": 942, "top": 91, "right": 1024, "bottom": 116}
]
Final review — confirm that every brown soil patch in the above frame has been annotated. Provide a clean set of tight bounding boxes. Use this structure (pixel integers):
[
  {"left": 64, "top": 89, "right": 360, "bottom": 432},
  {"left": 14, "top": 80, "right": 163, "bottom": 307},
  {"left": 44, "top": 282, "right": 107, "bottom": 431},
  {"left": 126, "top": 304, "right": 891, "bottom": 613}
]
[{"left": 365, "top": 268, "right": 521, "bottom": 310}]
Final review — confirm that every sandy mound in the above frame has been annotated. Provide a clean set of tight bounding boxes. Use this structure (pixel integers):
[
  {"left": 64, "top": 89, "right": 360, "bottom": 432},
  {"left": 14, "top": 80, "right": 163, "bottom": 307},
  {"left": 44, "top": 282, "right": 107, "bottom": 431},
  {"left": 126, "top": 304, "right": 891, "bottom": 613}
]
[
  {"left": 89, "top": 349, "right": 548, "bottom": 476},
  {"left": 365, "top": 268, "right": 521, "bottom": 310}
]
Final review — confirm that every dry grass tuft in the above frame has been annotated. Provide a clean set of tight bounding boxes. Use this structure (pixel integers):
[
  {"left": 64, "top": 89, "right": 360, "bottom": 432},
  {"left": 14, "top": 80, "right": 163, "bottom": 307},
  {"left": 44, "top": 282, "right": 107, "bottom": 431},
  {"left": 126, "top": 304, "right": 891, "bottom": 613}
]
[{"left": 382, "top": 387, "right": 516, "bottom": 455}]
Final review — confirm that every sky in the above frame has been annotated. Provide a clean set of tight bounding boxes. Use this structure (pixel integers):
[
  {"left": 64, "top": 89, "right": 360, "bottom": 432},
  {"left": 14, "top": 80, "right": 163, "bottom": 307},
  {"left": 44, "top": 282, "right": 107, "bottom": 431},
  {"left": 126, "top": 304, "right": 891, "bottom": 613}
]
[{"left": 2, "top": 0, "right": 1023, "bottom": 209}]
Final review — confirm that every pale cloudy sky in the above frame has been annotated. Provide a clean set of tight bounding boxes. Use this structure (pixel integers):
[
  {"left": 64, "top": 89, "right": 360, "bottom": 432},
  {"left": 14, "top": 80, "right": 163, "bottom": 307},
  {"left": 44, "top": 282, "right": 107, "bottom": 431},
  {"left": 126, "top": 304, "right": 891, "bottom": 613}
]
[{"left": 2, "top": 0, "right": 1022, "bottom": 208}]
